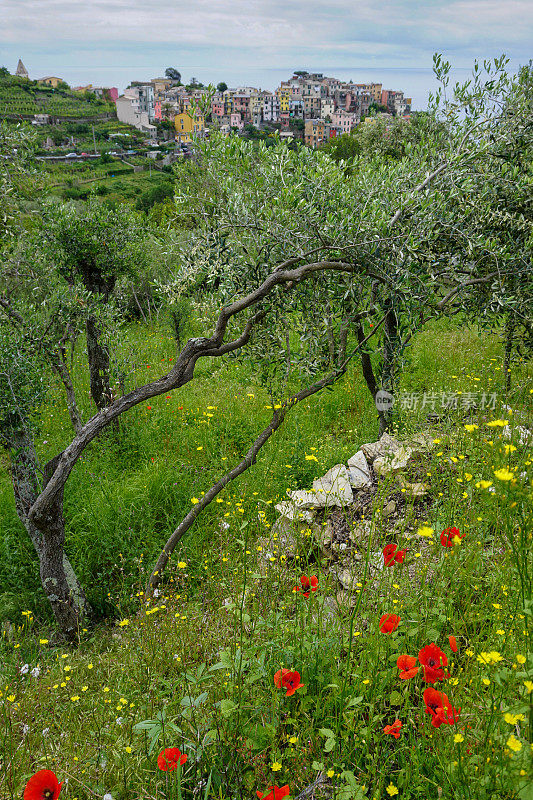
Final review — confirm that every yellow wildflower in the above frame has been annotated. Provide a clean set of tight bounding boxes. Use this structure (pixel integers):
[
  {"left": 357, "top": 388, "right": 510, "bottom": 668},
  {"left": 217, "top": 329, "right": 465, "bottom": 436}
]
[
  {"left": 494, "top": 468, "right": 514, "bottom": 481},
  {"left": 504, "top": 713, "right": 524, "bottom": 725},
  {"left": 506, "top": 735, "right": 522, "bottom": 753}
]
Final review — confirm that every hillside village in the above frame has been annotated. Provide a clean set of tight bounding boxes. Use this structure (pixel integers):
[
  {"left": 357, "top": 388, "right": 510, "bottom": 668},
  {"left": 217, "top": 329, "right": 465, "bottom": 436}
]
[{"left": 6, "top": 60, "right": 411, "bottom": 148}]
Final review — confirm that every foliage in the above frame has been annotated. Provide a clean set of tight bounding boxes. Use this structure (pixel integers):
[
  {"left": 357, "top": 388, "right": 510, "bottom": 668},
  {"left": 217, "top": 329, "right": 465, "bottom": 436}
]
[
  {"left": 0, "top": 122, "right": 37, "bottom": 241},
  {"left": 39, "top": 195, "right": 150, "bottom": 298},
  {"left": 136, "top": 181, "right": 174, "bottom": 212},
  {"left": 165, "top": 68, "right": 182, "bottom": 84}
]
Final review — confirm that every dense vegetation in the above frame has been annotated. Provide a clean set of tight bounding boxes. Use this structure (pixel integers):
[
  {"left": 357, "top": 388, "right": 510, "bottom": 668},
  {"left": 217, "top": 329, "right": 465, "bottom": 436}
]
[{"left": 0, "top": 57, "right": 531, "bottom": 800}]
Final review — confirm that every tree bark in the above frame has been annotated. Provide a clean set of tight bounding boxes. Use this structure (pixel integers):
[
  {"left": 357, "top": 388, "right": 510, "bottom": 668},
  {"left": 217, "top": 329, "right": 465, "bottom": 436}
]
[
  {"left": 51, "top": 347, "right": 83, "bottom": 434},
  {"left": 7, "top": 431, "right": 90, "bottom": 639},
  {"left": 503, "top": 311, "right": 515, "bottom": 393},
  {"left": 337, "top": 318, "right": 349, "bottom": 366},
  {"left": 356, "top": 322, "right": 386, "bottom": 435},
  {"left": 86, "top": 315, "right": 112, "bottom": 411},
  {"left": 379, "top": 304, "right": 399, "bottom": 434}
]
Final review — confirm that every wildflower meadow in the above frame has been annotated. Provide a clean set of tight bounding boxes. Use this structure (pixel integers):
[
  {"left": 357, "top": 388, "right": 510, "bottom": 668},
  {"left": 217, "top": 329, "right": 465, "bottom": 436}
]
[{"left": 0, "top": 319, "right": 531, "bottom": 800}]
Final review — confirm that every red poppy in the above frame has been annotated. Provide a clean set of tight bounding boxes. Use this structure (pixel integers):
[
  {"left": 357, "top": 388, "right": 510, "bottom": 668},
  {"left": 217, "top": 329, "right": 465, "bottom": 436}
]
[
  {"left": 440, "top": 527, "right": 465, "bottom": 548},
  {"left": 274, "top": 668, "right": 304, "bottom": 697},
  {"left": 382, "top": 544, "right": 407, "bottom": 567},
  {"left": 379, "top": 614, "right": 400, "bottom": 634},
  {"left": 423, "top": 687, "right": 461, "bottom": 728},
  {"left": 24, "top": 770, "right": 63, "bottom": 800},
  {"left": 397, "top": 654, "right": 419, "bottom": 680},
  {"left": 383, "top": 719, "right": 402, "bottom": 738},
  {"left": 448, "top": 635, "right": 458, "bottom": 653},
  {"left": 294, "top": 575, "right": 318, "bottom": 598},
  {"left": 257, "top": 786, "right": 290, "bottom": 800},
  {"left": 418, "top": 643, "right": 449, "bottom": 682},
  {"left": 157, "top": 747, "right": 188, "bottom": 771}
]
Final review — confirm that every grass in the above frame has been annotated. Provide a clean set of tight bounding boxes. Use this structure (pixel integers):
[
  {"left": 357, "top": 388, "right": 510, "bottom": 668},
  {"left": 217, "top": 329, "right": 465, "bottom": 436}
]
[{"left": 0, "top": 314, "right": 531, "bottom": 799}]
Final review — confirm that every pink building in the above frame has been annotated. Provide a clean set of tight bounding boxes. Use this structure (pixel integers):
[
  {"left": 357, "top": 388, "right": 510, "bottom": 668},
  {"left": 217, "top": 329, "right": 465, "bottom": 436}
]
[
  {"left": 230, "top": 112, "right": 244, "bottom": 130},
  {"left": 154, "top": 100, "right": 162, "bottom": 120},
  {"left": 332, "top": 110, "right": 357, "bottom": 134},
  {"left": 212, "top": 99, "right": 226, "bottom": 117}
]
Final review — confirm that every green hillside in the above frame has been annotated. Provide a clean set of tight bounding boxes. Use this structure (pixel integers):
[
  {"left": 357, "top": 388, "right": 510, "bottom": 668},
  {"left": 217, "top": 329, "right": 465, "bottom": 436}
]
[{"left": 0, "top": 71, "right": 115, "bottom": 118}]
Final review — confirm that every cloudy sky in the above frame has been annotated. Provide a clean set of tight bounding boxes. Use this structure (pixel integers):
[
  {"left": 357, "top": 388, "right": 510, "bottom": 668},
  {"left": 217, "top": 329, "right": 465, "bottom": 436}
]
[{"left": 2, "top": 0, "right": 532, "bottom": 108}]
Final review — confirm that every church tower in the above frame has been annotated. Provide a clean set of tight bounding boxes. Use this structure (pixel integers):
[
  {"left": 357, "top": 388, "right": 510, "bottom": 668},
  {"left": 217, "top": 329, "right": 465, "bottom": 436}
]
[{"left": 15, "top": 59, "right": 29, "bottom": 80}]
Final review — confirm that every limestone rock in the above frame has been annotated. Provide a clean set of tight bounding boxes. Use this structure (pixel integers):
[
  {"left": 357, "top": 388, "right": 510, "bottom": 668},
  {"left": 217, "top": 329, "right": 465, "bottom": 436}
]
[
  {"left": 348, "top": 519, "right": 372, "bottom": 546},
  {"left": 276, "top": 486, "right": 322, "bottom": 519},
  {"left": 361, "top": 432, "right": 401, "bottom": 463},
  {"left": 373, "top": 445, "right": 412, "bottom": 477},
  {"left": 347, "top": 450, "right": 372, "bottom": 489},
  {"left": 314, "top": 519, "right": 334, "bottom": 554},
  {"left": 333, "top": 565, "right": 359, "bottom": 591},
  {"left": 369, "top": 550, "right": 385, "bottom": 572},
  {"left": 311, "top": 465, "right": 353, "bottom": 507},
  {"left": 382, "top": 500, "right": 397, "bottom": 517},
  {"left": 405, "top": 431, "right": 437, "bottom": 453},
  {"left": 398, "top": 474, "right": 429, "bottom": 500}
]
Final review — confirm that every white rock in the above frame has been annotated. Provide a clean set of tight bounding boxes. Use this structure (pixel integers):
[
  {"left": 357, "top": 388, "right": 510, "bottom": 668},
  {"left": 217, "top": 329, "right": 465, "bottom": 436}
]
[
  {"left": 275, "top": 501, "right": 315, "bottom": 522},
  {"left": 398, "top": 474, "right": 428, "bottom": 499},
  {"left": 347, "top": 450, "right": 372, "bottom": 489},
  {"left": 334, "top": 567, "right": 359, "bottom": 591},
  {"left": 289, "top": 489, "right": 324, "bottom": 509},
  {"left": 361, "top": 432, "right": 401, "bottom": 463},
  {"left": 374, "top": 446, "right": 412, "bottom": 477},
  {"left": 312, "top": 465, "right": 353, "bottom": 507},
  {"left": 370, "top": 550, "right": 385, "bottom": 571}
]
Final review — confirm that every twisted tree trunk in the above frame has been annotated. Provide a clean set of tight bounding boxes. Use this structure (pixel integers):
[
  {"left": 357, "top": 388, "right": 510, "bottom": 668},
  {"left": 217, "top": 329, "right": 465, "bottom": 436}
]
[
  {"left": 86, "top": 315, "right": 112, "bottom": 411},
  {"left": 379, "top": 304, "right": 399, "bottom": 434},
  {"left": 8, "top": 431, "right": 90, "bottom": 639}
]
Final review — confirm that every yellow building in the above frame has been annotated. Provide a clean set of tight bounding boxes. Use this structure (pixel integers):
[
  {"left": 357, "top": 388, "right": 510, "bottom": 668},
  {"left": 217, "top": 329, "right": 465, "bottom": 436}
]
[
  {"left": 370, "top": 83, "right": 382, "bottom": 103},
  {"left": 38, "top": 76, "right": 63, "bottom": 88},
  {"left": 277, "top": 85, "right": 291, "bottom": 114},
  {"left": 174, "top": 111, "right": 205, "bottom": 143}
]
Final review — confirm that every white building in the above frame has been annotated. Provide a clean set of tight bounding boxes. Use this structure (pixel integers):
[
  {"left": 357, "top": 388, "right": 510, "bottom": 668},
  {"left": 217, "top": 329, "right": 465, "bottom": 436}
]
[
  {"left": 263, "top": 94, "right": 280, "bottom": 123},
  {"left": 115, "top": 95, "right": 156, "bottom": 137}
]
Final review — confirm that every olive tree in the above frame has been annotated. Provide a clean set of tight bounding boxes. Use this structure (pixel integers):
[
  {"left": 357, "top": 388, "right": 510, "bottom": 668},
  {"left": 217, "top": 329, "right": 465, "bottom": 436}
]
[
  {"left": 1, "top": 59, "right": 531, "bottom": 642},
  {"left": 40, "top": 197, "right": 150, "bottom": 411}
]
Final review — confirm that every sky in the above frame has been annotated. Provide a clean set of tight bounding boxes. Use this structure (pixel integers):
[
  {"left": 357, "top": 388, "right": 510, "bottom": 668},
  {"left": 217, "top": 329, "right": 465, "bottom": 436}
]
[{"left": 2, "top": 0, "right": 532, "bottom": 109}]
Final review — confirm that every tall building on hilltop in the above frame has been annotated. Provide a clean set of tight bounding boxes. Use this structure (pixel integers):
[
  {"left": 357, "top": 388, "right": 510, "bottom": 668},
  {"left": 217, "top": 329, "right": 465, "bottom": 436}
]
[{"left": 15, "top": 59, "right": 29, "bottom": 79}]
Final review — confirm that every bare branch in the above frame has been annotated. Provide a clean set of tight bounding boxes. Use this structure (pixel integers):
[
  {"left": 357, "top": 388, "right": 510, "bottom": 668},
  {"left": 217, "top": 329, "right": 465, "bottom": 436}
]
[
  {"left": 28, "top": 259, "right": 380, "bottom": 528},
  {"left": 0, "top": 295, "right": 23, "bottom": 325},
  {"left": 145, "top": 312, "right": 388, "bottom": 596}
]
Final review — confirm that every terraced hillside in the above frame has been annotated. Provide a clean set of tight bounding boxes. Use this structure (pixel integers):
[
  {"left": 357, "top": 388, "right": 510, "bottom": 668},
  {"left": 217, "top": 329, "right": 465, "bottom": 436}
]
[{"left": 0, "top": 73, "right": 115, "bottom": 118}]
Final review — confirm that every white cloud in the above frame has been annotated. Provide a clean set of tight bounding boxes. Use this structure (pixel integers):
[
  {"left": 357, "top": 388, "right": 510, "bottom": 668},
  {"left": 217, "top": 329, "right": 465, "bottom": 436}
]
[{"left": 3, "top": 0, "right": 529, "bottom": 50}]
